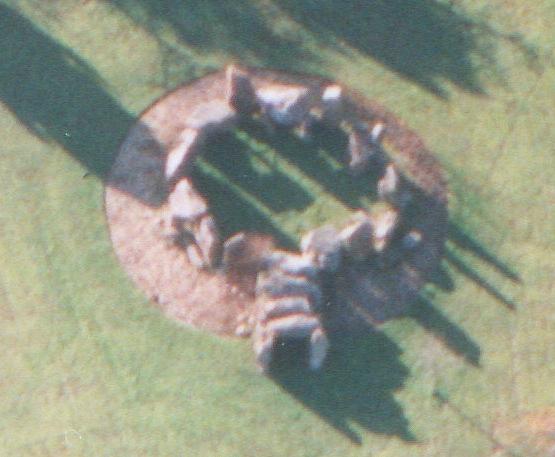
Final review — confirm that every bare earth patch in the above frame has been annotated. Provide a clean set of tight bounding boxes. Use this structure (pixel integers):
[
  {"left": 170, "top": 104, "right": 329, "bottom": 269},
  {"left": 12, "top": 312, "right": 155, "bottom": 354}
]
[
  {"left": 492, "top": 408, "right": 555, "bottom": 456},
  {"left": 104, "top": 68, "right": 448, "bottom": 337}
]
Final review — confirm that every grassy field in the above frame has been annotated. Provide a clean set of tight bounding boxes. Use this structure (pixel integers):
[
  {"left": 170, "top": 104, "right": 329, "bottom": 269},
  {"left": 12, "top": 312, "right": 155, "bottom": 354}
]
[{"left": 1, "top": 1, "right": 554, "bottom": 456}]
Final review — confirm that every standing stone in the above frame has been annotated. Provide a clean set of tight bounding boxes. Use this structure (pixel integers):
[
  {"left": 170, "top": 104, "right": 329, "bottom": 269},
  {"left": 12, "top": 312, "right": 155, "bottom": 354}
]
[
  {"left": 168, "top": 178, "right": 208, "bottom": 222},
  {"left": 256, "top": 84, "right": 314, "bottom": 128},
  {"left": 196, "top": 215, "right": 220, "bottom": 268},
  {"left": 370, "top": 203, "right": 400, "bottom": 252},
  {"left": 165, "top": 128, "right": 202, "bottom": 181},
  {"left": 347, "top": 124, "right": 376, "bottom": 174},
  {"left": 301, "top": 226, "right": 343, "bottom": 273},
  {"left": 339, "top": 211, "right": 374, "bottom": 261},
  {"left": 225, "top": 64, "right": 259, "bottom": 115}
]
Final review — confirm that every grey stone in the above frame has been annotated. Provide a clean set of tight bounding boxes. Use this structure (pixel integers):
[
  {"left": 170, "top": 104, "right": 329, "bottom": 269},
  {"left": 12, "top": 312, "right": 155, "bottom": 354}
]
[
  {"left": 225, "top": 64, "right": 259, "bottom": 115},
  {"left": 301, "top": 226, "right": 343, "bottom": 273}
]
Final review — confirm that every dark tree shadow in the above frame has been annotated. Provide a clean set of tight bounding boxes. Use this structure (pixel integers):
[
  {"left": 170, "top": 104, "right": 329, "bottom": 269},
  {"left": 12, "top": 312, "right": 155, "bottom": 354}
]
[
  {"left": 108, "top": 0, "right": 492, "bottom": 97},
  {"left": 270, "top": 330, "right": 416, "bottom": 444},
  {"left": 278, "top": 0, "right": 490, "bottom": 97},
  {"left": 0, "top": 4, "right": 134, "bottom": 179},
  {"left": 0, "top": 5, "right": 173, "bottom": 208},
  {"left": 108, "top": 0, "right": 322, "bottom": 74}
]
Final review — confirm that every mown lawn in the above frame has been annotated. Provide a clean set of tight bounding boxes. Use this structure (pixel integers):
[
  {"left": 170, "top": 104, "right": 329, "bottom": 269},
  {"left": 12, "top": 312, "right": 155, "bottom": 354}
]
[{"left": 1, "top": 1, "right": 554, "bottom": 456}]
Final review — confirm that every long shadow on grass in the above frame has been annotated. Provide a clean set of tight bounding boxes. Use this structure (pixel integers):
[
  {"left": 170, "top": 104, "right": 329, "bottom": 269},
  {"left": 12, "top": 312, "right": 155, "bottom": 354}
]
[
  {"left": 448, "top": 222, "right": 521, "bottom": 283},
  {"left": 410, "top": 297, "right": 480, "bottom": 366},
  {"left": 0, "top": 5, "right": 134, "bottom": 180},
  {"left": 270, "top": 330, "right": 415, "bottom": 444},
  {"left": 191, "top": 121, "right": 378, "bottom": 249},
  {"left": 243, "top": 118, "right": 380, "bottom": 209},
  {"left": 188, "top": 124, "right": 486, "bottom": 443},
  {"left": 108, "top": 0, "right": 490, "bottom": 97},
  {"left": 108, "top": 0, "right": 321, "bottom": 75},
  {"left": 278, "top": 0, "right": 490, "bottom": 98},
  {"left": 445, "top": 247, "right": 518, "bottom": 310}
]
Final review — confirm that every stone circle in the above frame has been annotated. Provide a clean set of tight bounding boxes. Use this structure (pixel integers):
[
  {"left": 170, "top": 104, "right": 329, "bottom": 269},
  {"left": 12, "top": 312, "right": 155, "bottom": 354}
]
[{"left": 105, "top": 65, "right": 448, "bottom": 373}]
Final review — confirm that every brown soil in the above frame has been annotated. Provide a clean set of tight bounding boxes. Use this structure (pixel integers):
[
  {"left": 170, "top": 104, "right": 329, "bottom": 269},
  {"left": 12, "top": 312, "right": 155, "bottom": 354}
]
[
  {"left": 104, "top": 67, "right": 448, "bottom": 337},
  {"left": 492, "top": 408, "right": 555, "bottom": 456}
]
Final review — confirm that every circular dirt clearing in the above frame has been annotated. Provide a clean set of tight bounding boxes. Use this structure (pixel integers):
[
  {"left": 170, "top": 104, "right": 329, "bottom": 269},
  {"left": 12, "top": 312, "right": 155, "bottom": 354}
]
[{"left": 105, "top": 67, "right": 448, "bottom": 337}]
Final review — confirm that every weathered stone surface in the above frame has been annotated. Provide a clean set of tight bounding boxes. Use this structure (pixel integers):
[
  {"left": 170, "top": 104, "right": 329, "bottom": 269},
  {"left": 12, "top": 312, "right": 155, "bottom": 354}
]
[
  {"left": 259, "top": 313, "right": 320, "bottom": 338},
  {"left": 261, "top": 297, "right": 313, "bottom": 321},
  {"left": 165, "top": 128, "right": 202, "bottom": 181},
  {"left": 339, "top": 211, "right": 374, "bottom": 261},
  {"left": 251, "top": 246, "right": 329, "bottom": 373},
  {"left": 256, "top": 272, "right": 323, "bottom": 305},
  {"left": 183, "top": 243, "right": 203, "bottom": 268},
  {"left": 320, "top": 84, "right": 345, "bottom": 125},
  {"left": 252, "top": 311, "right": 325, "bottom": 373},
  {"left": 186, "top": 99, "right": 238, "bottom": 132},
  {"left": 221, "top": 232, "right": 275, "bottom": 273},
  {"left": 402, "top": 229, "right": 423, "bottom": 250},
  {"left": 308, "top": 327, "right": 329, "bottom": 371},
  {"left": 257, "top": 84, "right": 315, "bottom": 128},
  {"left": 196, "top": 216, "right": 220, "bottom": 268},
  {"left": 268, "top": 251, "right": 319, "bottom": 280},
  {"left": 168, "top": 178, "right": 208, "bottom": 222},
  {"left": 370, "top": 122, "right": 386, "bottom": 143},
  {"left": 225, "top": 64, "right": 259, "bottom": 115},
  {"left": 370, "top": 203, "right": 400, "bottom": 252},
  {"left": 377, "top": 163, "right": 399, "bottom": 199},
  {"left": 301, "top": 226, "right": 343, "bottom": 273},
  {"left": 347, "top": 125, "right": 376, "bottom": 174},
  {"left": 377, "top": 163, "right": 414, "bottom": 209}
]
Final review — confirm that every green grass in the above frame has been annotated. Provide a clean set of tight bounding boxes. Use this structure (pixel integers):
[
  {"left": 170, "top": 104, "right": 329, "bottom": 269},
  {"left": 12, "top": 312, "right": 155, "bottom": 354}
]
[
  {"left": 1, "top": 0, "right": 554, "bottom": 455},
  {"left": 192, "top": 121, "right": 374, "bottom": 248}
]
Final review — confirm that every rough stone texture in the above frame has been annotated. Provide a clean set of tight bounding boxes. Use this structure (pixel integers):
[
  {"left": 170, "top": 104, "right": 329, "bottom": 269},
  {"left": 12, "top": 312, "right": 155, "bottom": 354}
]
[
  {"left": 252, "top": 251, "right": 328, "bottom": 372},
  {"left": 165, "top": 129, "right": 202, "bottom": 181},
  {"left": 226, "top": 64, "right": 259, "bottom": 115},
  {"left": 105, "top": 66, "right": 448, "bottom": 337},
  {"left": 168, "top": 177, "right": 208, "bottom": 221}
]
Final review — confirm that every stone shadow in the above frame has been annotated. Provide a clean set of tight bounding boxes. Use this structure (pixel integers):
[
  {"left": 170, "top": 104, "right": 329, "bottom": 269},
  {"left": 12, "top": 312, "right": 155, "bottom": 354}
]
[
  {"left": 424, "top": 221, "right": 522, "bottom": 312},
  {"left": 410, "top": 296, "right": 481, "bottom": 366},
  {"left": 270, "top": 330, "right": 415, "bottom": 444},
  {"left": 243, "top": 118, "right": 381, "bottom": 209},
  {"left": 189, "top": 119, "right": 382, "bottom": 250},
  {"left": 448, "top": 222, "right": 521, "bottom": 283},
  {"left": 444, "top": 247, "right": 519, "bottom": 310}
]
